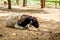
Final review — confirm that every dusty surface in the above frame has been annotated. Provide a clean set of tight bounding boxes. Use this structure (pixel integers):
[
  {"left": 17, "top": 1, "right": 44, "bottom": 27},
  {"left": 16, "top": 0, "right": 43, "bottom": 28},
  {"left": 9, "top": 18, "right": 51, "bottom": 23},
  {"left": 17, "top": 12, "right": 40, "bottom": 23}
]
[{"left": 0, "top": 7, "right": 60, "bottom": 40}]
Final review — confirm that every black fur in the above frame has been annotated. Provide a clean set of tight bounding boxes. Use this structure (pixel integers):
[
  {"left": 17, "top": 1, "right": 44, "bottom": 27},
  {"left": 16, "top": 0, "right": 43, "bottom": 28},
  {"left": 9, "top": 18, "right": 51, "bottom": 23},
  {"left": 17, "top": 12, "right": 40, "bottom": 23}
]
[{"left": 17, "top": 15, "right": 39, "bottom": 28}]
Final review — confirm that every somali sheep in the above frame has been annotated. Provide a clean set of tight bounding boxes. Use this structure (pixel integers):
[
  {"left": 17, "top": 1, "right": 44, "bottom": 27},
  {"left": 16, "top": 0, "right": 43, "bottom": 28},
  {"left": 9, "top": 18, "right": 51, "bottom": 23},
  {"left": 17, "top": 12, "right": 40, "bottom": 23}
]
[{"left": 6, "top": 14, "right": 39, "bottom": 29}]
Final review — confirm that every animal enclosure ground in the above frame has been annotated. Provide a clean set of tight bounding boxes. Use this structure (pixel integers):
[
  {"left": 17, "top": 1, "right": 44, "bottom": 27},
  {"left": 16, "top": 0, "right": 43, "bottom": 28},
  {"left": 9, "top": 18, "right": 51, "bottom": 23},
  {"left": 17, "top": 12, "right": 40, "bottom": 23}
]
[{"left": 0, "top": 7, "right": 60, "bottom": 40}]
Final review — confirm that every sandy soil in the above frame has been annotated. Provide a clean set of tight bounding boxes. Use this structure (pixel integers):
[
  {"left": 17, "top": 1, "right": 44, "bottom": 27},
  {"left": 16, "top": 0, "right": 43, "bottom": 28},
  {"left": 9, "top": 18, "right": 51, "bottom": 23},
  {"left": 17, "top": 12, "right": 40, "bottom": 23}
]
[{"left": 0, "top": 7, "right": 60, "bottom": 40}]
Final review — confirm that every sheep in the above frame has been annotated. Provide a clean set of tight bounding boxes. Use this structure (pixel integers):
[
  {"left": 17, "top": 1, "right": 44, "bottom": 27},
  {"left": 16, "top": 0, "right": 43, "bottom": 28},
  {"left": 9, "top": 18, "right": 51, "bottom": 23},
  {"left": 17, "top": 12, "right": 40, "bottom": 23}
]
[{"left": 6, "top": 14, "right": 39, "bottom": 29}]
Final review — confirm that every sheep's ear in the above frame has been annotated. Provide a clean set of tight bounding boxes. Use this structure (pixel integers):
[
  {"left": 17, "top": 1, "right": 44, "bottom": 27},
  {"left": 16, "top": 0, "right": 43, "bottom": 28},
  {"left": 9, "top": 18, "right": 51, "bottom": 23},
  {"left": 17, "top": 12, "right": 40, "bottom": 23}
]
[{"left": 32, "top": 20, "right": 39, "bottom": 28}]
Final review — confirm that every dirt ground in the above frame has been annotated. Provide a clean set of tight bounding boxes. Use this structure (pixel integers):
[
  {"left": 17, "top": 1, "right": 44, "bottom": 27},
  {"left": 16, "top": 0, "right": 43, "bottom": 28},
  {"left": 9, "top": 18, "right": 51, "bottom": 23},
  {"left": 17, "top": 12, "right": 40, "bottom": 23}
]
[{"left": 0, "top": 7, "right": 60, "bottom": 40}]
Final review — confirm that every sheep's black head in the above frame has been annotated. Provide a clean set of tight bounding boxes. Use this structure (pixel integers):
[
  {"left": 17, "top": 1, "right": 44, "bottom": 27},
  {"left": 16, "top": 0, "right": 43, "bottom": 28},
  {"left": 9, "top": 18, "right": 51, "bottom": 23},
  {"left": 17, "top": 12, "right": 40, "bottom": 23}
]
[{"left": 24, "top": 16, "right": 39, "bottom": 28}]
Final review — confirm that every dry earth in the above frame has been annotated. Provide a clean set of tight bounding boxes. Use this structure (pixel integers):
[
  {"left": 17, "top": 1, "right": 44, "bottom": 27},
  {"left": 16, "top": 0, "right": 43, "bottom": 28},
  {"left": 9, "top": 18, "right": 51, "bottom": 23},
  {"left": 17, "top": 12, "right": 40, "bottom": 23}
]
[{"left": 0, "top": 7, "right": 60, "bottom": 40}]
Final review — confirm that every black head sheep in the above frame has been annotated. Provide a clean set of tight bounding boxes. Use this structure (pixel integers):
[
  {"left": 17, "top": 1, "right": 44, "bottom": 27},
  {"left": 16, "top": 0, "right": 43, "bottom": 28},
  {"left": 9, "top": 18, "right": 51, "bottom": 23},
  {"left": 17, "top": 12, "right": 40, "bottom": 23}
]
[{"left": 6, "top": 14, "right": 39, "bottom": 29}]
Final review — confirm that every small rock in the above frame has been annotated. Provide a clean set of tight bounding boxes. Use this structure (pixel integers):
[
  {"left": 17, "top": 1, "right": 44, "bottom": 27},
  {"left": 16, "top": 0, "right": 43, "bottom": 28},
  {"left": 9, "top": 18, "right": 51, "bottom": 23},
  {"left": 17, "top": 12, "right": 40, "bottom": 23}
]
[
  {"left": 12, "top": 33, "right": 17, "bottom": 36},
  {"left": 36, "top": 37, "right": 39, "bottom": 39},
  {"left": 0, "top": 34, "right": 3, "bottom": 37},
  {"left": 49, "top": 31, "right": 52, "bottom": 33}
]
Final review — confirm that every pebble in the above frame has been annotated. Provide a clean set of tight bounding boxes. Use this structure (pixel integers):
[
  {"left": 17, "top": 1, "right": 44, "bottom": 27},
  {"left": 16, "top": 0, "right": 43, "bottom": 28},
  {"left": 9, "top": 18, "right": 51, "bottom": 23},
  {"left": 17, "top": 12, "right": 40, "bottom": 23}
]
[{"left": 12, "top": 33, "right": 17, "bottom": 36}]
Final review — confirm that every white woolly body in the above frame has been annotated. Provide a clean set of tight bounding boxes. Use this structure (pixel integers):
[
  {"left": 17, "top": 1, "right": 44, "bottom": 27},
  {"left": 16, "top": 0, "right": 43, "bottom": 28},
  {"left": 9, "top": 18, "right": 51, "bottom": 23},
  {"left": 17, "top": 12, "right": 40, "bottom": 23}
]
[{"left": 6, "top": 13, "right": 23, "bottom": 28}]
